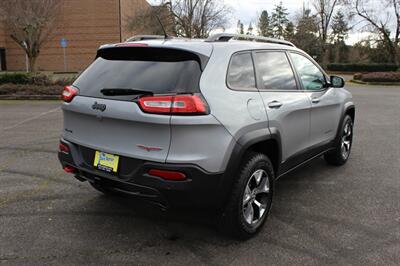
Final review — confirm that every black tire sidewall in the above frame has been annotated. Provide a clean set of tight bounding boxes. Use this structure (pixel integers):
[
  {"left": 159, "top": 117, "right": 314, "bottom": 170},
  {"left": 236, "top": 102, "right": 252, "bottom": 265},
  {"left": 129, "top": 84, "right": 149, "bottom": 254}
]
[{"left": 224, "top": 153, "right": 274, "bottom": 238}]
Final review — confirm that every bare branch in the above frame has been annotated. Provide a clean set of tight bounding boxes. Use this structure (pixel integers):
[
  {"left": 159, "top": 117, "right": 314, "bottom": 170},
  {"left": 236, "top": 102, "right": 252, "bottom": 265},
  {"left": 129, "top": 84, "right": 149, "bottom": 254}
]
[
  {"left": 165, "top": 0, "right": 231, "bottom": 38},
  {"left": 352, "top": 0, "right": 399, "bottom": 64}
]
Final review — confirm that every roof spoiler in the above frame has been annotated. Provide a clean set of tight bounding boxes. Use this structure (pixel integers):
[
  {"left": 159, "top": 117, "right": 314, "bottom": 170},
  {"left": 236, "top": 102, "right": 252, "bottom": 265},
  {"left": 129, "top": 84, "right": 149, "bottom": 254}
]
[{"left": 126, "top": 35, "right": 167, "bottom": 42}]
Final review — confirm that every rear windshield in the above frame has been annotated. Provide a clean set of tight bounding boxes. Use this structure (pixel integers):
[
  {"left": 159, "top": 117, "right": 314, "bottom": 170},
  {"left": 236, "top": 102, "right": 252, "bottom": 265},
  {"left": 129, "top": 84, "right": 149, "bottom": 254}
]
[{"left": 73, "top": 47, "right": 204, "bottom": 101}]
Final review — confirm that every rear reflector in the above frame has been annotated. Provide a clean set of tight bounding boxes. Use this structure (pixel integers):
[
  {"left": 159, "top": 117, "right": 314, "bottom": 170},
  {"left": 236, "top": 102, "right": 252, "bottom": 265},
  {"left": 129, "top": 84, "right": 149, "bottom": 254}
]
[
  {"left": 59, "top": 143, "right": 70, "bottom": 154},
  {"left": 138, "top": 94, "right": 208, "bottom": 115},
  {"left": 63, "top": 166, "right": 76, "bottom": 173},
  {"left": 62, "top": 86, "right": 79, "bottom": 102},
  {"left": 148, "top": 169, "right": 187, "bottom": 181}
]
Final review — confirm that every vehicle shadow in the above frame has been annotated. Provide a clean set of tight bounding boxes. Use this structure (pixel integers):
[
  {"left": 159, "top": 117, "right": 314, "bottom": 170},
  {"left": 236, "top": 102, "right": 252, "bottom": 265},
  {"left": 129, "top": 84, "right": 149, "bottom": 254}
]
[{"left": 75, "top": 157, "right": 339, "bottom": 244}]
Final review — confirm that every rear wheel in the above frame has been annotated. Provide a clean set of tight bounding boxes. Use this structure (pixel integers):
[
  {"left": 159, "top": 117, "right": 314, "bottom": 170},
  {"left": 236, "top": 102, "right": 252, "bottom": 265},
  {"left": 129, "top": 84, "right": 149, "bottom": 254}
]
[
  {"left": 325, "top": 115, "right": 353, "bottom": 166},
  {"left": 220, "top": 152, "right": 274, "bottom": 239}
]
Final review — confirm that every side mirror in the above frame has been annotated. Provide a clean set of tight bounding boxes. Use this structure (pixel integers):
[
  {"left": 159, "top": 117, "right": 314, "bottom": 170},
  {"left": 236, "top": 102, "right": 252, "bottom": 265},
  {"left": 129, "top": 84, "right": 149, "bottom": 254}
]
[{"left": 330, "top": 75, "right": 345, "bottom": 88}]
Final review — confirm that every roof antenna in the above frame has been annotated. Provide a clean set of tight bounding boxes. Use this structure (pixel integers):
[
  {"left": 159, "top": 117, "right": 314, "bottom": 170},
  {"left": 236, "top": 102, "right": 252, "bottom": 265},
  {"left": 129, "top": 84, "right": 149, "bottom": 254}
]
[{"left": 155, "top": 15, "right": 169, "bottom": 39}]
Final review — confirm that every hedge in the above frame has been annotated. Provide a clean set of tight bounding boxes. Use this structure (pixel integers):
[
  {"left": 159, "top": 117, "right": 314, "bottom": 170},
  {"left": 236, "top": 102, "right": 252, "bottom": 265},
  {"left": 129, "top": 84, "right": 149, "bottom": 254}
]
[
  {"left": 0, "top": 72, "right": 75, "bottom": 86},
  {"left": 0, "top": 73, "right": 31, "bottom": 84},
  {"left": 356, "top": 72, "right": 400, "bottom": 83},
  {"left": 327, "top": 63, "right": 399, "bottom": 72},
  {"left": 0, "top": 83, "right": 63, "bottom": 96}
]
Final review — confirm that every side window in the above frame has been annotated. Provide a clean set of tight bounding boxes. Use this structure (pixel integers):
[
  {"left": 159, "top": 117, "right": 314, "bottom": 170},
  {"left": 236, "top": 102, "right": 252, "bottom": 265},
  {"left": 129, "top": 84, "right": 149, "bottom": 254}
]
[
  {"left": 255, "top": 51, "right": 298, "bottom": 90},
  {"left": 290, "top": 53, "right": 326, "bottom": 91},
  {"left": 227, "top": 53, "right": 256, "bottom": 90}
]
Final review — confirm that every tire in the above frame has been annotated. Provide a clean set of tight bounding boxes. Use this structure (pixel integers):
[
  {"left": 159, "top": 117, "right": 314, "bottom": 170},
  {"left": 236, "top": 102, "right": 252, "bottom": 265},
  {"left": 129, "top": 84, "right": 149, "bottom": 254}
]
[
  {"left": 325, "top": 115, "right": 353, "bottom": 166},
  {"left": 89, "top": 182, "right": 121, "bottom": 196},
  {"left": 220, "top": 152, "right": 274, "bottom": 240}
]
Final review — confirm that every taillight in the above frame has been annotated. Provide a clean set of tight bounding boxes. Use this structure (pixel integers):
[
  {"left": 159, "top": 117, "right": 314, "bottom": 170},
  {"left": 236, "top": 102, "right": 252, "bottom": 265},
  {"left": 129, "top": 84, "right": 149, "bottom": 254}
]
[
  {"left": 148, "top": 169, "right": 187, "bottom": 181},
  {"left": 62, "top": 86, "right": 79, "bottom": 102},
  {"left": 138, "top": 94, "right": 208, "bottom": 115},
  {"left": 59, "top": 143, "right": 70, "bottom": 154}
]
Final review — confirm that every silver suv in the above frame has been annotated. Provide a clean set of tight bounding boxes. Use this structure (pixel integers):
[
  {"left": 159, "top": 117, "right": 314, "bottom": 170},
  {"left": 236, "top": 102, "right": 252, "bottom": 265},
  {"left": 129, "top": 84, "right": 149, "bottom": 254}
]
[{"left": 58, "top": 34, "right": 355, "bottom": 239}]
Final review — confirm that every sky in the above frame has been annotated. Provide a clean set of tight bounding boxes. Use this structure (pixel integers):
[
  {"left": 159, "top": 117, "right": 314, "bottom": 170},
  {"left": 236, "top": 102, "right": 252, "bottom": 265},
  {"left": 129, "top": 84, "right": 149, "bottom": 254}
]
[
  {"left": 224, "top": 0, "right": 306, "bottom": 25},
  {"left": 146, "top": 0, "right": 383, "bottom": 45}
]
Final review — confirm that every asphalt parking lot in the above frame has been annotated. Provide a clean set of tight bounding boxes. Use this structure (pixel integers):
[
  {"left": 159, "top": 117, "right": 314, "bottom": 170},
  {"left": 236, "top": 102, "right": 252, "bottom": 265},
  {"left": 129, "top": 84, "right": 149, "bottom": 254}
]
[{"left": 0, "top": 83, "right": 399, "bottom": 265}]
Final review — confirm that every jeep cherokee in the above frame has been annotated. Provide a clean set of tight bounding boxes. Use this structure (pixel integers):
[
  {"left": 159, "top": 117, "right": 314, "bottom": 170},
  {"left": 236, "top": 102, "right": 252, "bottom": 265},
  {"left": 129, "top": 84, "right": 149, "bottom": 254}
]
[{"left": 58, "top": 33, "right": 355, "bottom": 239}]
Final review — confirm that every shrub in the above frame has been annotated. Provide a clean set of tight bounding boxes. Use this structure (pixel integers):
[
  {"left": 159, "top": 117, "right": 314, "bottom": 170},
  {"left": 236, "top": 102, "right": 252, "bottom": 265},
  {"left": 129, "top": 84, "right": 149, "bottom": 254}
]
[
  {"left": 360, "top": 72, "right": 400, "bottom": 82},
  {"left": 0, "top": 73, "right": 31, "bottom": 84},
  {"left": 0, "top": 83, "right": 63, "bottom": 96},
  {"left": 29, "top": 75, "right": 53, "bottom": 86},
  {"left": 353, "top": 73, "right": 363, "bottom": 80},
  {"left": 0, "top": 73, "right": 76, "bottom": 86},
  {"left": 327, "top": 63, "right": 399, "bottom": 72},
  {"left": 53, "top": 76, "right": 77, "bottom": 86}
]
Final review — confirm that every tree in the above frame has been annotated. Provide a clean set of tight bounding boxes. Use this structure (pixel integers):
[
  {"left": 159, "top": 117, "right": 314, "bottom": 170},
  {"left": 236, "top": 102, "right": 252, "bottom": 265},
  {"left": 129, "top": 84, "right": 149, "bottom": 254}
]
[
  {"left": 330, "top": 10, "right": 349, "bottom": 62},
  {"left": 127, "top": 4, "right": 175, "bottom": 36},
  {"left": 0, "top": 0, "right": 63, "bottom": 72},
  {"left": 271, "top": 1, "right": 290, "bottom": 39},
  {"left": 237, "top": 20, "right": 244, "bottom": 34},
  {"left": 247, "top": 22, "right": 254, "bottom": 35},
  {"left": 258, "top": 10, "right": 273, "bottom": 37},
  {"left": 292, "top": 8, "right": 321, "bottom": 59},
  {"left": 312, "top": 0, "right": 340, "bottom": 65},
  {"left": 331, "top": 10, "right": 349, "bottom": 43},
  {"left": 165, "top": 0, "right": 231, "bottom": 38},
  {"left": 354, "top": 39, "right": 392, "bottom": 63},
  {"left": 284, "top": 21, "right": 295, "bottom": 41},
  {"left": 353, "top": 0, "right": 400, "bottom": 64}
]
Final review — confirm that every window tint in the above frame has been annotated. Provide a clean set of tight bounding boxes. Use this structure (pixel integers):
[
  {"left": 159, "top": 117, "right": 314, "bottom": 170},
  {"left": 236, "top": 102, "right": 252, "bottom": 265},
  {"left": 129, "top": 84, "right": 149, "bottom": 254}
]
[
  {"left": 255, "top": 51, "right": 297, "bottom": 90},
  {"left": 73, "top": 47, "right": 203, "bottom": 101},
  {"left": 227, "top": 53, "right": 256, "bottom": 89},
  {"left": 290, "top": 53, "right": 326, "bottom": 91}
]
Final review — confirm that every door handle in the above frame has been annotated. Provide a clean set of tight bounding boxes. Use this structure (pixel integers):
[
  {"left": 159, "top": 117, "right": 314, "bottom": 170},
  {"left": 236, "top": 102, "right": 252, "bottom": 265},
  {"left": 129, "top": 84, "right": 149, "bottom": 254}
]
[
  {"left": 311, "top": 97, "right": 320, "bottom": 104},
  {"left": 268, "top": 101, "right": 283, "bottom": 109}
]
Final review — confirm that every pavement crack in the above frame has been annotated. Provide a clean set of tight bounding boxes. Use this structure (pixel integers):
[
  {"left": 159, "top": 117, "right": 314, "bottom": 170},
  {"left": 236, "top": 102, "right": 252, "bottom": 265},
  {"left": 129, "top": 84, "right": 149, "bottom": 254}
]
[{"left": 0, "top": 107, "right": 60, "bottom": 132}]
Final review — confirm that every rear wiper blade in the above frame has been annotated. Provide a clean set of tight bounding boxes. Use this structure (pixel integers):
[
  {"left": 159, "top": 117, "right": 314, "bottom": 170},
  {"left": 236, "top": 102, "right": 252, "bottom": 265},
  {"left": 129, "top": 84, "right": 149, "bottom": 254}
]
[{"left": 101, "top": 88, "right": 153, "bottom": 96}]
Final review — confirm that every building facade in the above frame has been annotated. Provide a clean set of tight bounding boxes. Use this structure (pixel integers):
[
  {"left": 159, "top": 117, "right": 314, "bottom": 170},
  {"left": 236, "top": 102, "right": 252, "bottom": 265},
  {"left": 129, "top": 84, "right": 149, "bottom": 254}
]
[{"left": 0, "top": 0, "right": 151, "bottom": 72}]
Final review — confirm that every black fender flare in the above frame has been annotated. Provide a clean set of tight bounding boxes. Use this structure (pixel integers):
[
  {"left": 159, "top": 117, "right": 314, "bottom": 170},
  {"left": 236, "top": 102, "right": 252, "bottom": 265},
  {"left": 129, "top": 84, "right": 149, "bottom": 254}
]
[
  {"left": 216, "top": 128, "right": 282, "bottom": 208},
  {"left": 333, "top": 104, "right": 355, "bottom": 145}
]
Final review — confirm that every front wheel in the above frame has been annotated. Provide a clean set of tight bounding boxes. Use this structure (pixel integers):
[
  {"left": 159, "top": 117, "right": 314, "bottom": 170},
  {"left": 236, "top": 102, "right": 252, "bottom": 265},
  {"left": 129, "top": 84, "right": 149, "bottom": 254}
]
[
  {"left": 325, "top": 115, "right": 353, "bottom": 166},
  {"left": 220, "top": 152, "right": 274, "bottom": 239}
]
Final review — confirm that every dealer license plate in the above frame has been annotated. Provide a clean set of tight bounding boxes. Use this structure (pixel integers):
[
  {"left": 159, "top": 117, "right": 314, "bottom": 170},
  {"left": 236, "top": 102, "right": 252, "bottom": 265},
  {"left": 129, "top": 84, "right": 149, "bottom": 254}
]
[{"left": 93, "top": 151, "right": 119, "bottom": 173}]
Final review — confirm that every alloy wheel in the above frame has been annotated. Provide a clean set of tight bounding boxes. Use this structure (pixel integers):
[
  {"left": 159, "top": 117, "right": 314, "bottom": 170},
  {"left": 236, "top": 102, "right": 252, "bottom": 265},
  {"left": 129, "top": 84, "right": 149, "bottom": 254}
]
[
  {"left": 242, "top": 169, "right": 271, "bottom": 225},
  {"left": 341, "top": 121, "right": 353, "bottom": 159}
]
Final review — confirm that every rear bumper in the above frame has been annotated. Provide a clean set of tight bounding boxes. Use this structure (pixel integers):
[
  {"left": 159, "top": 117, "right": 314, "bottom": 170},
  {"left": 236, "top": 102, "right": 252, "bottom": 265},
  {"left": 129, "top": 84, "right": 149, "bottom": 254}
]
[{"left": 58, "top": 139, "right": 225, "bottom": 209}]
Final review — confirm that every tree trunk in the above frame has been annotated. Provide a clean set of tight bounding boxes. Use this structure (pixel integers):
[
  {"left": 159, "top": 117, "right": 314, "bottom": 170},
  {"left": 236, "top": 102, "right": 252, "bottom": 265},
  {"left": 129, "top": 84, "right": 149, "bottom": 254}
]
[{"left": 28, "top": 55, "right": 37, "bottom": 72}]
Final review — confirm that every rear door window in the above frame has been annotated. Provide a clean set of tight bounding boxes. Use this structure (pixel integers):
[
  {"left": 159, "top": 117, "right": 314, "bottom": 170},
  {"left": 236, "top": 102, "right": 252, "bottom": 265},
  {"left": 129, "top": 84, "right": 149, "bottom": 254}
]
[
  {"left": 227, "top": 52, "right": 257, "bottom": 90},
  {"left": 73, "top": 47, "right": 204, "bottom": 101},
  {"left": 254, "top": 51, "right": 298, "bottom": 91}
]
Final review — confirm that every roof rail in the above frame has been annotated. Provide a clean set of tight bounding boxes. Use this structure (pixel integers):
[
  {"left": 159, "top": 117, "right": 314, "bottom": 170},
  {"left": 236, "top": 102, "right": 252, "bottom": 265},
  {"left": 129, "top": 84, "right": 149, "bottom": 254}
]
[
  {"left": 205, "top": 33, "right": 295, "bottom": 47},
  {"left": 126, "top": 35, "right": 167, "bottom": 42}
]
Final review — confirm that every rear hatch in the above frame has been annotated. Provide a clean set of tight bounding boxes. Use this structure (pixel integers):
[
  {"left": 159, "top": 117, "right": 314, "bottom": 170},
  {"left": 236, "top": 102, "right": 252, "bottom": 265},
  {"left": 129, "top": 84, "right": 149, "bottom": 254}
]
[{"left": 62, "top": 46, "right": 207, "bottom": 164}]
